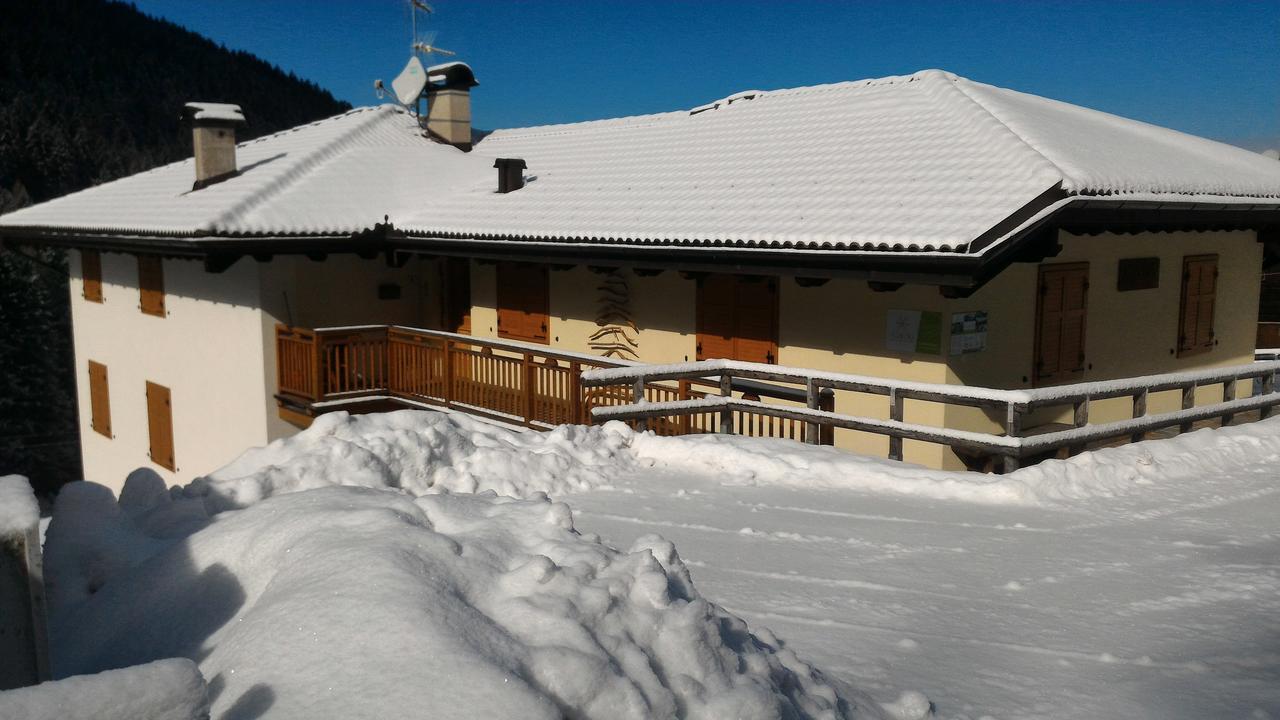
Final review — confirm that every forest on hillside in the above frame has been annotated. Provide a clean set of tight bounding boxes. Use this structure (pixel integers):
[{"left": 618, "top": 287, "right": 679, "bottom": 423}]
[{"left": 0, "top": 0, "right": 351, "bottom": 494}]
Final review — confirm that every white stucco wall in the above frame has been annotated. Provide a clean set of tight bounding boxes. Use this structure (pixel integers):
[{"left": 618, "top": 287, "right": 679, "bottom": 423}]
[{"left": 70, "top": 251, "right": 274, "bottom": 492}]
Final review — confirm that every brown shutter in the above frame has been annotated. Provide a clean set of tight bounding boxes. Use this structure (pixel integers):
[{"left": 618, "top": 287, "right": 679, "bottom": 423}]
[
  {"left": 496, "top": 263, "right": 549, "bottom": 344},
  {"left": 138, "top": 255, "right": 165, "bottom": 317},
  {"left": 442, "top": 257, "right": 471, "bottom": 334},
  {"left": 1034, "top": 264, "right": 1089, "bottom": 384},
  {"left": 733, "top": 276, "right": 779, "bottom": 364},
  {"left": 82, "top": 250, "right": 103, "bottom": 303},
  {"left": 1178, "top": 255, "right": 1218, "bottom": 357},
  {"left": 145, "top": 381, "right": 176, "bottom": 471},
  {"left": 88, "top": 361, "right": 111, "bottom": 437},
  {"left": 696, "top": 275, "right": 737, "bottom": 360},
  {"left": 697, "top": 274, "right": 780, "bottom": 363}
]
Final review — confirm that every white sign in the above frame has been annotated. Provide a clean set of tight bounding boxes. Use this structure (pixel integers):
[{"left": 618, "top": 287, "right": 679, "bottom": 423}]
[
  {"left": 949, "top": 311, "right": 988, "bottom": 355},
  {"left": 886, "top": 310, "right": 921, "bottom": 354}
]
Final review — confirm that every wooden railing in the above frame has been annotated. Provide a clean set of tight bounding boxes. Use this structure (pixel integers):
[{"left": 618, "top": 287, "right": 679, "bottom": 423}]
[
  {"left": 275, "top": 325, "right": 830, "bottom": 440},
  {"left": 581, "top": 359, "right": 1280, "bottom": 473}
]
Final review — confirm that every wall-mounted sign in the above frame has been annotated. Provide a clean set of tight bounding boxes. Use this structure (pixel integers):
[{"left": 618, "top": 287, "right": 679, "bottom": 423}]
[
  {"left": 950, "top": 311, "right": 988, "bottom": 355},
  {"left": 886, "top": 309, "right": 942, "bottom": 355}
]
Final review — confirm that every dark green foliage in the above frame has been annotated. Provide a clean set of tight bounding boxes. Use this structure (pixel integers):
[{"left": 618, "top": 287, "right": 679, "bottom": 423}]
[{"left": 0, "top": 0, "right": 351, "bottom": 494}]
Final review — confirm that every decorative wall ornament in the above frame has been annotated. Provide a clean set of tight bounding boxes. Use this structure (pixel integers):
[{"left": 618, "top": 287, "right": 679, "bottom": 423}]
[{"left": 588, "top": 271, "right": 640, "bottom": 360}]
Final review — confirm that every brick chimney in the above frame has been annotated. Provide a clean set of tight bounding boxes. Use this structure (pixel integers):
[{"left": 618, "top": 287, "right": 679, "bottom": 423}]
[
  {"left": 182, "top": 102, "right": 246, "bottom": 189},
  {"left": 425, "top": 62, "right": 478, "bottom": 151}
]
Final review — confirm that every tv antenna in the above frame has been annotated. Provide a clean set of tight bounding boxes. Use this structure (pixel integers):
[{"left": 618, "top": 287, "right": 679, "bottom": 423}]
[{"left": 374, "top": 0, "right": 457, "bottom": 114}]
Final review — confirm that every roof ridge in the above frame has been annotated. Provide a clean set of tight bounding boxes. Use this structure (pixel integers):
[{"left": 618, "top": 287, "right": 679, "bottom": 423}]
[
  {"left": 943, "top": 76, "right": 1073, "bottom": 187},
  {"left": 206, "top": 105, "right": 408, "bottom": 231}
]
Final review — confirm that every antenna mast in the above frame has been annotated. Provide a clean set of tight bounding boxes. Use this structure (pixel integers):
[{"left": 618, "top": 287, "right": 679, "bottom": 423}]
[{"left": 375, "top": 1, "right": 456, "bottom": 115}]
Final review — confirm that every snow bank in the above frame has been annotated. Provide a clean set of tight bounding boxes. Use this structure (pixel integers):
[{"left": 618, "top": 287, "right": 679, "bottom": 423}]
[
  {"left": 46, "top": 483, "right": 878, "bottom": 719},
  {"left": 627, "top": 415, "right": 1280, "bottom": 506},
  {"left": 187, "top": 410, "right": 631, "bottom": 511},
  {"left": 0, "top": 474, "right": 39, "bottom": 535},
  {"left": 0, "top": 658, "right": 208, "bottom": 720}
]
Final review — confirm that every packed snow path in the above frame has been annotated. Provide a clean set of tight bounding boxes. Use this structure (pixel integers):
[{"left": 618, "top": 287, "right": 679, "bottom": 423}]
[{"left": 566, "top": 449, "right": 1280, "bottom": 719}]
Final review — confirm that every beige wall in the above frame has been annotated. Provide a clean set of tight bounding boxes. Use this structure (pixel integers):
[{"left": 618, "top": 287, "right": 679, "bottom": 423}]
[
  {"left": 70, "top": 252, "right": 275, "bottom": 491},
  {"left": 463, "top": 229, "right": 1262, "bottom": 470}
]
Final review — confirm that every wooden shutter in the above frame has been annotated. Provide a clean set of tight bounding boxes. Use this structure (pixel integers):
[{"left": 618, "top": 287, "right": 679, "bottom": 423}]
[
  {"left": 88, "top": 361, "right": 111, "bottom": 438},
  {"left": 1178, "top": 255, "right": 1218, "bottom": 357},
  {"left": 696, "top": 274, "right": 779, "bottom": 363},
  {"left": 145, "top": 381, "right": 175, "bottom": 471},
  {"left": 1034, "top": 263, "right": 1089, "bottom": 385},
  {"left": 138, "top": 255, "right": 165, "bottom": 317},
  {"left": 496, "top": 263, "right": 549, "bottom": 343},
  {"left": 82, "top": 250, "right": 103, "bottom": 303},
  {"left": 442, "top": 257, "right": 471, "bottom": 334}
]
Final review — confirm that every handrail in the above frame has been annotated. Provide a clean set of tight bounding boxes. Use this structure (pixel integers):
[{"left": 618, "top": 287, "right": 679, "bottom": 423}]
[{"left": 583, "top": 358, "right": 1280, "bottom": 472}]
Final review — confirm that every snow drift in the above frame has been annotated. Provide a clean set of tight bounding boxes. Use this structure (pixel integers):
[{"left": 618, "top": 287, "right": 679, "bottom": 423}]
[
  {"left": 0, "top": 659, "right": 209, "bottom": 720},
  {"left": 43, "top": 479, "right": 880, "bottom": 719}
]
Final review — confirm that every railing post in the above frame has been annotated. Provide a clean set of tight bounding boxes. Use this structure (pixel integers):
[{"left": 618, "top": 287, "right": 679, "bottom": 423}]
[
  {"left": 888, "top": 388, "right": 904, "bottom": 460},
  {"left": 678, "top": 379, "right": 691, "bottom": 436},
  {"left": 523, "top": 353, "right": 535, "bottom": 426},
  {"left": 1002, "top": 402, "right": 1022, "bottom": 473},
  {"left": 1131, "top": 388, "right": 1148, "bottom": 444},
  {"left": 311, "top": 332, "right": 323, "bottom": 401},
  {"left": 1264, "top": 371, "right": 1278, "bottom": 420},
  {"left": 633, "top": 376, "right": 650, "bottom": 432},
  {"left": 569, "top": 362, "right": 583, "bottom": 424},
  {"left": 442, "top": 339, "right": 454, "bottom": 407},
  {"left": 1068, "top": 397, "right": 1089, "bottom": 456},
  {"left": 1180, "top": 384, "right": 1195, "bottom": 434},
  {"left": 718, "top": 373, "right": 733, "bottom": 435},
  {"left": 805, "top": 378, "right": 821, "bottom": 446},
  {"left": 1222, "top": 377, "right": 1236, "bottom": 426}
]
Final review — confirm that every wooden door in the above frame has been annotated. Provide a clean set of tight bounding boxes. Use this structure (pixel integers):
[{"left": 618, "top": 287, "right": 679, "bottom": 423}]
[
  {"left": 145, "top": 381, "right": 175, "bottom": 471},
  {"left": 1178, "top": 255, "right": 1218, "bottom": 357},
  {"left": 496, "top": 263, "right": 549, "bottom": 343},
  {"left": 696, "top": 274, "right": 779, "bottom": 363},
  {"left": 441, "top": 257, "right": 471, "bottom": 334},
  {"left": 1034, "top": 263, "right": 1089, "bottom": 385}
]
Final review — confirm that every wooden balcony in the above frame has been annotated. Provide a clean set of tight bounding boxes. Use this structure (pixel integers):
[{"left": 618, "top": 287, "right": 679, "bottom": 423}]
[{"left": 275, "top": 324, "right": 832, "bottom": 441}]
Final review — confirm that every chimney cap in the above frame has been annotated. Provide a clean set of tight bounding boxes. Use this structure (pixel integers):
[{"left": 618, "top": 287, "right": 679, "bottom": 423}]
[
  {"left": 427, "top": 61, "right": 478, "bottom": 90},
  {"left": 182, "top": 102, "right": 246, "bottom": 126}
]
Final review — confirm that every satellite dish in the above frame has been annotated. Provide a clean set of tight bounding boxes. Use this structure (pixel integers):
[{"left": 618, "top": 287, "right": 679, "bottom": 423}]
[{"left": 390, "top": 55, "right": 428, "bottom": 107}]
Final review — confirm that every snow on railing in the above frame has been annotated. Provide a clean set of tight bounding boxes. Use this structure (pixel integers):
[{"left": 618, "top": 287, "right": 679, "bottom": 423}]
[{"left": 581, "top": 359, "right": 1280, "bottom": 472}]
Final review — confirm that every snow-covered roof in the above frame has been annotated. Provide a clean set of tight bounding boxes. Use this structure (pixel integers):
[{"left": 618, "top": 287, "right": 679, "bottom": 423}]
[
  {"left": 183, "top": 102, "right": 245, "bottom": 124},
  {"left": 2, "top": 69, "right": 1278, "bottom": 255},
  {"left": 0, "top": 105, "right": 492, "bottom": 238}
]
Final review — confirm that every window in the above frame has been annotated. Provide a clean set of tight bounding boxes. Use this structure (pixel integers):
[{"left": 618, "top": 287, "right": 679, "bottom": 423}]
[
  {"left": 82, "top": 250, "right": 103, "bottom": 302},
  {"left": 442, "top": 257, "right": 471, "bottom": 334},
  {"left": 146, "top": 381, "right": 175, "bottom": 471},
  {"left": 696, "top": 274, "right": 779, "bottom": 363},
  {"left": 1116, "top": 257, "right": 1159, "bottom": 292},
  {"left": 138, "top": 255, "right": 165, "bottom": 317},
  {"left": 88, "top": 361, "right": 111, "bottom": 438},
  {"left": 1178, "top": 254, "right": 1218, "bottom": 357},
  {"left": 1034, "top": 263, "right": 1089, "bottom": 385},
  {"left": 496, "top": 262, "right": 549, "bottom": 343}
]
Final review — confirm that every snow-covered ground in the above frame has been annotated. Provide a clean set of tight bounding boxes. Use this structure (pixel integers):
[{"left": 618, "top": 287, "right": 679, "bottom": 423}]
[{"left": 22, "top": 410, "right": 1280, "bottom": 718}]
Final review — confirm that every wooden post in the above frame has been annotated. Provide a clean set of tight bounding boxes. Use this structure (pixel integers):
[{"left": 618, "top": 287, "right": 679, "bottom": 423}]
[
  {"left": 442, "top": 339, "right": 454, "bottom": 407},
  {"left": 1180, "top": 384, "right": 1195, "bottom": 434},
  {"left": 523, "top": 353, "right": 535, "bottom": 426},
  {"left": 633, "top": 376, "right": 650, "bottom": 432},
  {"left": 1263, "top": 371, "right": 1277, "bottom": 420},
  {"left": 0, "top": 477, "right": 51, "bottom": 690},
  {"left": 678, "top": 379, "right": 691, "bottom": 436},
  {"left": 1130, "top": 388, "right": 1148, "bottom": 444},
  {"left": 1222, "top": 378, "right": 1236, "bottom": 427},
  {"left": 569, "top": 362, "right": 582, "bottom": 424},
  {"left": 888, "top": 389, "right": 904, "bottom": 461},
  {"left": 805, "top": 378, "right": 821, "bottom": 446},
  {"left": 1068, "top": 398, "right": 1089, "bottom": 456},
  {"left": 1002, "top": 403, "right": 1022, "bottom": 473},
  {"left": 718, "top": 373, "right": 733, "bottom": 435},
  {"left": 310, "top": 333, "right": 322, "bottom": 401}
]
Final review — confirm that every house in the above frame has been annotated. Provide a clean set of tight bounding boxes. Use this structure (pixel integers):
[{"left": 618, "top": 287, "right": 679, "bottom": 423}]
[{"left": 2, "top": 66, "right": 1279, "bottom": 487}]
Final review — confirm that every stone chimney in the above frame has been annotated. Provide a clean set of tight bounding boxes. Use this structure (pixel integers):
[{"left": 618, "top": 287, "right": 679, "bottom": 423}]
[
  {"left": 182, "top": 102, "right": 246, "bottom": 189},
  {"left": 425, "top": 62, "right": 478, "bottom": 151}
]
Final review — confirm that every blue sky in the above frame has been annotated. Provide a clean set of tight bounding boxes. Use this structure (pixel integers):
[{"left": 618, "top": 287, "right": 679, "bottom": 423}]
[{"left": 132, "top": 0, "right": 1279, "bottom": 150}]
